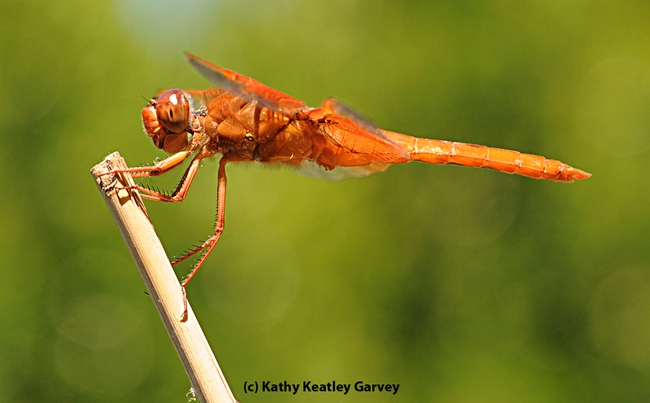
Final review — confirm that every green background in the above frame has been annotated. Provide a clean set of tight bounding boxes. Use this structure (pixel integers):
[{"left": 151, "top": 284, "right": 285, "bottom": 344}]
[{"left": 2, "top": 0, "right": 649, "bottom": 401}]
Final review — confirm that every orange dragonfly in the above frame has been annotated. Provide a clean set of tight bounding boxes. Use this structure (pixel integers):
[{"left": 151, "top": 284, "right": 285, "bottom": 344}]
[{"left": 110, "top": 53, "right": 590, "bottom": 321}]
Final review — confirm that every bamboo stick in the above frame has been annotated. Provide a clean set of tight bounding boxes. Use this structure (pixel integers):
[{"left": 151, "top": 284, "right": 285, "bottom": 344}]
[{"left": 90, "top": 152, "right": 237, "bottom": 403}]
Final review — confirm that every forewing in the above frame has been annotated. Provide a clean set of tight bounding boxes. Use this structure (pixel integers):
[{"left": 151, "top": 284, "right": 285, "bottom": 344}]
[
  {"left": 320, "top": 98, "right": 410, "bottom": 163},
  {"left": 184, "top": 52, "right": 307, "bottom": 114}
]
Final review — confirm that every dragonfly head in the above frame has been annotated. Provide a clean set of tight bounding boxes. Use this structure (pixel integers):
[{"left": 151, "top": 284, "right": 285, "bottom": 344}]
[{"left": 141, "top": 89, "right": 192, "bottom": 153}]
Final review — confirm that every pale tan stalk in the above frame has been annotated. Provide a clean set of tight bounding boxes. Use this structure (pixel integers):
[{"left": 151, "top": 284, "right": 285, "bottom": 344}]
[{"left": 91, "top": 152, "right": 237, "bottom": 403}]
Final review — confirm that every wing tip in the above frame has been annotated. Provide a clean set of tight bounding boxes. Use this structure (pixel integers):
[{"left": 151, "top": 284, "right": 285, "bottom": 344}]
[{"left": 184, "top": 52, "right": 206, "bottom": 70}]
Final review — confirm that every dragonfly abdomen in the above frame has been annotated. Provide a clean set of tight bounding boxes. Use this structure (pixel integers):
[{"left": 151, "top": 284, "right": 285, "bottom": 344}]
[{"left": 381, "top": 130, "right": 591, "bottom": 182}]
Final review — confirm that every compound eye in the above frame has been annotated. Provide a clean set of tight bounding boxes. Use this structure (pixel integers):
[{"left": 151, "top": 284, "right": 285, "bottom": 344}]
[{"left": 156, "top": 89, "right": 190, "bottom": 134}]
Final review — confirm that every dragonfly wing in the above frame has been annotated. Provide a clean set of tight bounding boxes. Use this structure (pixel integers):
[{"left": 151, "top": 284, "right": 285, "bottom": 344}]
[
  {"left": 184, "top": 52, "right": 307, "bottom": 114},
  {"left": 319, "top": 97, "right": 410, "bottom": 163},
  {"left": 326, "top": 97, "right": 391, "bottom": 139},
  {"left": 292, "top": 160, "right": 391, "bottom": 181}
]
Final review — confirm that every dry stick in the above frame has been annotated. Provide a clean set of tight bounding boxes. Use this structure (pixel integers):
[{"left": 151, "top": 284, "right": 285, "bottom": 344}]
[{"left": 91, "top": 152, "right": 238, "bottom": 403}]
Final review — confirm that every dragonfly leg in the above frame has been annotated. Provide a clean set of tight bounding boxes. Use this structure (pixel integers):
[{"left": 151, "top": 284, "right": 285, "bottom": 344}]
[
  {"left": 132, "top": 155, "right": 203, "bottom": 202},
  {"left": 174, "top": 157, "right": 228, "bottom": 322},
  {"left": 103, "top": 150, "right": 192, "bottom": 179}
]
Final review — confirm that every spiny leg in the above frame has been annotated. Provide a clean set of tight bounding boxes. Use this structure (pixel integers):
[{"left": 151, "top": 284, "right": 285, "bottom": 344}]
[
  {"left": 134, "top": 155, "right": 203, "bottom": 202},
  {"left": 104, "top": 150, "right": 192, "bottom": 179},
  {"left": 175, "top": 157, "right": 228, "bottom": 322},
  {"left": 100, "top": 150, "right": 198, "bottom": 200}
]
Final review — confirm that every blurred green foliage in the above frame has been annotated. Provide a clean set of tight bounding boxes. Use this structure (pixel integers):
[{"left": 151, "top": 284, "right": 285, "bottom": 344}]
[{"left": 1, "top": 0, "right": 649, "bottom": 402}]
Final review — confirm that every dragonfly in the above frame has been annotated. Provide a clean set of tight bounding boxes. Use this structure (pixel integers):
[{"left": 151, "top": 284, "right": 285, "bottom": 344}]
[{"left": 109, "top": 52, "right": 591, "bottom": 321}]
